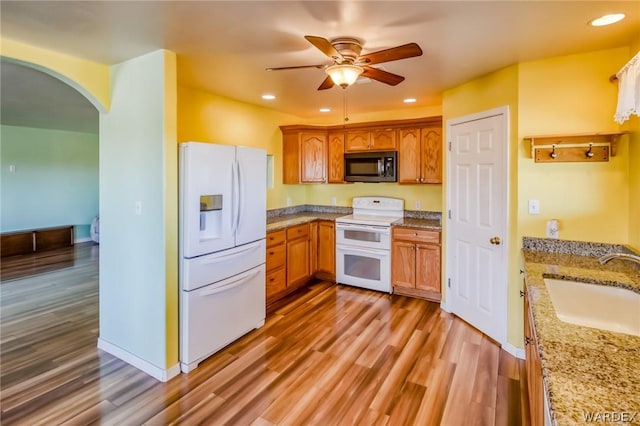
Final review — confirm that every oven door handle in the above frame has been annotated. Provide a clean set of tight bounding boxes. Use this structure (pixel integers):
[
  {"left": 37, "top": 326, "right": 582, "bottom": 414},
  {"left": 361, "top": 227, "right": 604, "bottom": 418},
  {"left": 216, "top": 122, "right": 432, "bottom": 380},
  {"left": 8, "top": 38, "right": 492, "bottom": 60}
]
[
  {"left": 338, "top": 246, "right": 390, "bottom": 256},
  {"left": 336, "top": 223, "right": 390, "bottom": 234}
]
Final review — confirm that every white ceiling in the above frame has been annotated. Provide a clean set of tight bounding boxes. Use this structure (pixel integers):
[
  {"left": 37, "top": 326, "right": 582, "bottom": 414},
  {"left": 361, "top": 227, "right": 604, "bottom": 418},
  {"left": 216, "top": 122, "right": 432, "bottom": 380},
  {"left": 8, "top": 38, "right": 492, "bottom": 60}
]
[{"left": 1, "top": 1, "right": 639, "bottom": 133}]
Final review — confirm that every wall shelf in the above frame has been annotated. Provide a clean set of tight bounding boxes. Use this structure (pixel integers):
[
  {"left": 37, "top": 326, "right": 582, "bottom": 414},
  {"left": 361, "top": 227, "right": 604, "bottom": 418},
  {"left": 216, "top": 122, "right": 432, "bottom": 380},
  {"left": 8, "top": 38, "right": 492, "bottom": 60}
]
[{"left": 524, "top": 131, "right": 627, "bottom": 163}]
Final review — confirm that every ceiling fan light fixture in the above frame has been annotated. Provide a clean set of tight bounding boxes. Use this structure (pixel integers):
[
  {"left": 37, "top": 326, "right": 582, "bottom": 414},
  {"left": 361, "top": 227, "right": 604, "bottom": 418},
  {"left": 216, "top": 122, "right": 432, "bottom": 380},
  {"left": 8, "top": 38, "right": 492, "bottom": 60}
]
[{"left": 326, "top": 64, "right": 364, "bottom": 88}]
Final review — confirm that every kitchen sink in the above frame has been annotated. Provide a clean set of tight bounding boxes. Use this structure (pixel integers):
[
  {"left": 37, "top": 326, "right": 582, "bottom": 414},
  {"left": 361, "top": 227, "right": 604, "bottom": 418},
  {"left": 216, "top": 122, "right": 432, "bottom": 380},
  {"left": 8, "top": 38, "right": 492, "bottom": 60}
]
[{"left": 544, "top": 278, "right": 640, "bottom": 337}]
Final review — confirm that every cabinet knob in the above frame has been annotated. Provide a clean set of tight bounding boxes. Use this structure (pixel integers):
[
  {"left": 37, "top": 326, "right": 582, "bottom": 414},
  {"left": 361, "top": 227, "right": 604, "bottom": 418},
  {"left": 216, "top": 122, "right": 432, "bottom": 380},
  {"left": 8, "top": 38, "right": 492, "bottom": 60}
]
[
  {"left": 416, "top": 178, "right": 420, "bottom": 182},
  {"left": 490, "top": 236, "right": 502, "bottom": 245},
  {"left": 269, "top": 251, "right": 274, "bottom": 255}
]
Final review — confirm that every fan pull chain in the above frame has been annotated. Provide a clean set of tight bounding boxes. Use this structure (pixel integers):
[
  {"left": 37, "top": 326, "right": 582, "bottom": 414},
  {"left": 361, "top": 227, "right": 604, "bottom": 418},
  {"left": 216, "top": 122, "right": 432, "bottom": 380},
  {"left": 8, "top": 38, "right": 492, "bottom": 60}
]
[{"left": 343, "top": 89, "right": 349, "bottom": 123}]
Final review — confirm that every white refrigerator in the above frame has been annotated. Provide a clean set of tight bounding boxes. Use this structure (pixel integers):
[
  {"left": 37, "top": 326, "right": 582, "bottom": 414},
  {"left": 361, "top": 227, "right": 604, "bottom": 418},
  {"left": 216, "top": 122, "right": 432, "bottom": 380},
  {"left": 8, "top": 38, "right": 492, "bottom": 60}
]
[{"left": 179, "top": 142, "right": 266, "bottom": 373}]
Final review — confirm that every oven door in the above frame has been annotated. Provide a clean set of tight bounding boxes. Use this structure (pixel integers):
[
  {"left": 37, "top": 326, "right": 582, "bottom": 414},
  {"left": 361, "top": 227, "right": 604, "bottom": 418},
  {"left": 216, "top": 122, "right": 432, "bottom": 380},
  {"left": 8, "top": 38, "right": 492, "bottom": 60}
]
[
  {"left": 336, "top": 223, "right": 390, "bottom": 250},
  {"left": 336, "top": 245, "right": 391, "bottom": 293}
]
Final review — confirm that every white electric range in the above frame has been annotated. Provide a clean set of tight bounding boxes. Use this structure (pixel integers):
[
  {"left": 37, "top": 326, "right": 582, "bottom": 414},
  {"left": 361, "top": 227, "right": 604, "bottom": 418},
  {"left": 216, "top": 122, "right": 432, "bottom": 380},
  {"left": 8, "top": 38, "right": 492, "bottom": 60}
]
[{"left": 335, "top": 197, "right": 404, "bottom": 293}]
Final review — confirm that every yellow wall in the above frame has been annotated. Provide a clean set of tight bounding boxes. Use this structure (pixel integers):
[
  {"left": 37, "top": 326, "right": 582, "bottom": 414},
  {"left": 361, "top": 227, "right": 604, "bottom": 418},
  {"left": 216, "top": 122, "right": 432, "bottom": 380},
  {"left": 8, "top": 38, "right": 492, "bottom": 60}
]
[
  {"left": 177, "top": 85, "right": 307, "bottom": 209},
  {"left": 626, "top": 40, "right": 640, "bottom": 250},
  {"left": 442, "top": 65, "right": 521, "bottom": 345},
  {"left": 178, "top": 85, "right": 444, "bottom": 211},
  {"left": 442, "top": 47, "right": 633, "bottom": 348},
  {"left": 0, "top": 37, "right": 110, "bottom": 111},
  {"left": 518, "top": 47, "right": 630, "bottom": 244},
  {"left": 164, "top": 52, "right": 179, "bottom": 367}
]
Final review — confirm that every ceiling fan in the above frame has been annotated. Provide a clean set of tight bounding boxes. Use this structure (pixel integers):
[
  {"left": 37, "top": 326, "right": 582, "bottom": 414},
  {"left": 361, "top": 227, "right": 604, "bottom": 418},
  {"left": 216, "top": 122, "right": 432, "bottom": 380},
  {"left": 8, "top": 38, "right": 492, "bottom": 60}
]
[{"left": 266, "top": 35, "right": 423, "bottom": 90}]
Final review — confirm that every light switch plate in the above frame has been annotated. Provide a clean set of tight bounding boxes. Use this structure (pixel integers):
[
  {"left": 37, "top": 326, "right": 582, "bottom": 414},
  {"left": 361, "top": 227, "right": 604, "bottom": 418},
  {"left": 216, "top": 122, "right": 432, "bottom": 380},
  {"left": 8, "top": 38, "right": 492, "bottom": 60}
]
[{"left": 528, "top": 199, "right": 540, "bottom": 215}]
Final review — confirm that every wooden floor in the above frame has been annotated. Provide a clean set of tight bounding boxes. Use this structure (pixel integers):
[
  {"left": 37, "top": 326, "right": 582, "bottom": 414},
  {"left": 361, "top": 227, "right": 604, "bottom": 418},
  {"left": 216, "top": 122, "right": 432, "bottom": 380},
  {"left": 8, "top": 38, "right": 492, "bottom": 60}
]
[{"left": 0, "top": 244, "right": 530, "bottom": 425}]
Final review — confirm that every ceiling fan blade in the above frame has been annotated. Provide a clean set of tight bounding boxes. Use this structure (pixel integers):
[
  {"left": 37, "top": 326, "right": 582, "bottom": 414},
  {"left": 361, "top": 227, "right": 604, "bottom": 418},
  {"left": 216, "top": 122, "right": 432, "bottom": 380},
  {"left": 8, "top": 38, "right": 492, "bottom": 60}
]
[
  {"left": 317, "top": 75, "right": 335, "bottom": 90},
  {"left": 305, "top": 35, "right": 344, "bottom": 61},
  {"left": 266, "top": 64, "right": 325, "bottom": 71},
  {"left": 362, "top": 67, "right": 405, "bottom": 86},
  {"left": 358, "top": 43, "right": 423, "bottom": 65}
]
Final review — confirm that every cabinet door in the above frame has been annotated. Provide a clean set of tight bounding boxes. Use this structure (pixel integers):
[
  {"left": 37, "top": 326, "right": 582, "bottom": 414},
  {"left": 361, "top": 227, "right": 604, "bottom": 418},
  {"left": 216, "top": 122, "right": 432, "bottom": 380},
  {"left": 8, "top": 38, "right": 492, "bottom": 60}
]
[
  {"left": 391, "top": 241, "right": 415, "bottom": 288},
  {"left": 328, "top": 132, "right": 345, "bottom": 183},
  {"left": 345, "top": 131, "right": 371, "bottom": 152},
  {"left": 525, "top": 293, "right": 544, "bottom": 426},
  {"left": 415, "top": 243, "right": 441, "bottom": 292},
  {"left": 371, "top": 129, "right": 396, "bottom": 150},
  {"left": 287, "top": 237, "right": 310, "bottom": 288},
  {"left": 317, "top": 221, "right": 335, "bottom": 278},
  {"left": 300, "top": 132, "right": 327, "bottom": 183},
  {"left": 420, "top": 127, "right": 442, "bottom": 184},
  {"left": 398, "top": 128, "right": 421, "bottom": 183},
  {"left": 310, "top": 221, "right": 318, "bottom": 275}
]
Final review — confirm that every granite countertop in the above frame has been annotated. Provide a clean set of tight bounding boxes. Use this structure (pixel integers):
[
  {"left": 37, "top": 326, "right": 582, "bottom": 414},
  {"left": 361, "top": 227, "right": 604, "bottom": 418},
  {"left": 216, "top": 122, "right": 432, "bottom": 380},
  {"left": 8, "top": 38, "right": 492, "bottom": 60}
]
[
  {"left": 393, "top": 217, "right": 441, "bottom": 231},
  {"left": 521, "top": 241, "right": 640, "bottom": 425},
  {"left": 266, "top": 213, "right": 442, "bottom": 232},
  {"left": 266, "top": 213, "right": 346, "bottom": 231}
]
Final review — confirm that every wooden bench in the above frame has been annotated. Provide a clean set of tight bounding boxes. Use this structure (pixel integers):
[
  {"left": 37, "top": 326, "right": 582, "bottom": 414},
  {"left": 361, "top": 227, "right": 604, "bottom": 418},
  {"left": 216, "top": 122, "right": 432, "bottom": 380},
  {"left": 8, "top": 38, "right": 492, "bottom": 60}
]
[{"left": 1, "top": 226, "right": 74, "bottom": 257}]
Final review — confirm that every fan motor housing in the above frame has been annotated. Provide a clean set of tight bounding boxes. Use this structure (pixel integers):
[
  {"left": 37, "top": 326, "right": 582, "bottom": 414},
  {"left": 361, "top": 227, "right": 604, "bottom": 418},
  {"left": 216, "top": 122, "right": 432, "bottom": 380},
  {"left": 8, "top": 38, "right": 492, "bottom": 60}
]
[{"left": 331, "top": 37, "right": 363, "bottom": 64}]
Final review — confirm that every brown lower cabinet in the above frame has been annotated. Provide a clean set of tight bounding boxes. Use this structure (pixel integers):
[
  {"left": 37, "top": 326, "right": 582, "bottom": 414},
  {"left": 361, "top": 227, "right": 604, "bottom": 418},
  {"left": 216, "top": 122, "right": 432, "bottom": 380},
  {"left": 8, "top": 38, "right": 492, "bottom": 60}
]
[
  {"left": 266, "top": 220, "right": 336, "bottom": 311},
  {"left": 391, "top": 227, "right": 441, "bottom": 301},
  {"left": 524, "top": 287, "right": 545, "bottom": 426}
]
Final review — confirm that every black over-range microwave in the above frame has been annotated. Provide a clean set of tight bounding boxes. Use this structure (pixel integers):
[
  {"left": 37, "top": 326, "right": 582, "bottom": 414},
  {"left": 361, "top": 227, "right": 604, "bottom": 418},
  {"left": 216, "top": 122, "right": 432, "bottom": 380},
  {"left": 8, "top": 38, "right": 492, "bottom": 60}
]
[{"left": 344, "top": 151, "right": 397, "bottom": 182}]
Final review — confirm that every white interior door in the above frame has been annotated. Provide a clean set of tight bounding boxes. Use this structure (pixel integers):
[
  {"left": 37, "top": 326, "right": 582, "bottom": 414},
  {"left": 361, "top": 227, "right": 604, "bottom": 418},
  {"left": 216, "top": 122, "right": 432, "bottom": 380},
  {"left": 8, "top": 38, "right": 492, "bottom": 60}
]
[{"left": 446, "top": 107, "right": 508, "bottom": 344}]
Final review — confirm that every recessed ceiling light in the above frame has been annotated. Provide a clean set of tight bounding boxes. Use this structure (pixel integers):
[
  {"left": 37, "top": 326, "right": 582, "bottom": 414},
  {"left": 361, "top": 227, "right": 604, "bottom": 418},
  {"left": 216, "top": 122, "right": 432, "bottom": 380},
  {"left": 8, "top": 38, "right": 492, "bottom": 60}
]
[
  {"left": 589, "top": 13, "right": 625, "bottom": 27},
  {"left": 319, "top": 108, "right": 331, "bottom": 113},
  {"left": 403, "top": 98, "right": 417, "bottom": 103},
  {"left": 262, "top": 94, "right": 276, "bottom": 100}
]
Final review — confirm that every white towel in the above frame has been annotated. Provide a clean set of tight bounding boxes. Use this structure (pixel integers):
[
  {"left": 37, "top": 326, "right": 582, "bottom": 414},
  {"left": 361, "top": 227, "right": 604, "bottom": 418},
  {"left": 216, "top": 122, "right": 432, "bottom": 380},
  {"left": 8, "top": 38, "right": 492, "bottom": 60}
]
[{"left": 614, "top": 51, "right": 640, "bottom": 124}]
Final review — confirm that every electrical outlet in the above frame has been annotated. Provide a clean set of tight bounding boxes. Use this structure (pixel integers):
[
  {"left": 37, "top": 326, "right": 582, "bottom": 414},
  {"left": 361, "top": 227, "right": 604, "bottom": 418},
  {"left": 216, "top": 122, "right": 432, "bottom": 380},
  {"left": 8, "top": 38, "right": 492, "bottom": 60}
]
[
  {"left": 528, "top": 199, "right": 540, "bottom": 215},
  {"left": 135, "top": 201, "right": 142, "bottom": 216},
  {"left": 9, "top": 165, "right": 16, "bottom": 173},
  {"left": 331, "top": 197, "right": 337, "bottom": 206},
  {"left": 286, "top": 197, "right": 292, "bottom": 207},
  {"left": 415, "top": 201, "right": 422, "bottom": 210}
]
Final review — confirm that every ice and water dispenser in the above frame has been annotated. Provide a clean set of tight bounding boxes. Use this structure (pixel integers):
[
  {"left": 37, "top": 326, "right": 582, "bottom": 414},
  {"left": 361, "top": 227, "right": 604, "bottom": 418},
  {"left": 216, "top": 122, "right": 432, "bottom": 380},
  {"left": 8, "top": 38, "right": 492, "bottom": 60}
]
[{"left": 199, "top": 194, "right": 222, "bottom": 239}]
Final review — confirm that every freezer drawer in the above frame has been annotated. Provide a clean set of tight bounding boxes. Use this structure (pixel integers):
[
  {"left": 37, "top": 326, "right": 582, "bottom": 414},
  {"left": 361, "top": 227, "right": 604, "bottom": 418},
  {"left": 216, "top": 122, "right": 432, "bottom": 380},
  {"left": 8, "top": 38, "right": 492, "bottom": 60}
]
[
  {"left": 180, "top": 264, "right": 266, "bottom": 373},
  {"left": 181, "top": 239, "right": 265, "bottom": 291}
]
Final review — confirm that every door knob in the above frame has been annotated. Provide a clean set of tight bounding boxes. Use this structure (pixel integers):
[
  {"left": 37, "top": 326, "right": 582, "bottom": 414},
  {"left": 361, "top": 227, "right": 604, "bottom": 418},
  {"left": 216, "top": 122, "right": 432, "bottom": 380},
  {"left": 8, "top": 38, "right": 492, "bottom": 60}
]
[{"left": 490, "top": 236, "right": 501, "bottom": 245}]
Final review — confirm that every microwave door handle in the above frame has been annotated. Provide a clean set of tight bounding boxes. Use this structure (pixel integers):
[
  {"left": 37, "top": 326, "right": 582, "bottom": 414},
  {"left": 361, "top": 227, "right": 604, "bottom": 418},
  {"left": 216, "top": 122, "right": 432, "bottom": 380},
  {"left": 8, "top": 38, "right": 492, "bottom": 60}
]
[{"left": 378, "top": 159, "right": 384, "bottom": 177}]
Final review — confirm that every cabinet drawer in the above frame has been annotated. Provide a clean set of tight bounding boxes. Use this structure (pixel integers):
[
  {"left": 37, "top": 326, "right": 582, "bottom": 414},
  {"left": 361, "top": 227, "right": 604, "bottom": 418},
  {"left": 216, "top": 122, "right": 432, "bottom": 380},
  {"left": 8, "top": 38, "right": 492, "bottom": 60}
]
[
  {"left": 267, "top": 229, "right": 286, "bottom": 247},
  {"left": 266, "top": 243, "right": 286, "bottom": 271},
  {"left": 266, "top": 268, "right": 287, "bottom": 296},
  {"left": 393, "top": 227, "right": 440, "bottom": 244},
  {"left": 286, "top": 223, "right": 309, "bottom": 240}
]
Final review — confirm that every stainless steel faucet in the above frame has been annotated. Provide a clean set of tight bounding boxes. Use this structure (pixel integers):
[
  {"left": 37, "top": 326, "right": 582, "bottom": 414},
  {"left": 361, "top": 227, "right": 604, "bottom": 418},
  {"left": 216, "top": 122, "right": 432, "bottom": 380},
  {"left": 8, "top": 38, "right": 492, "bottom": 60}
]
[{"left": 598, "top": 252, "right": 640, "bottom": 266}]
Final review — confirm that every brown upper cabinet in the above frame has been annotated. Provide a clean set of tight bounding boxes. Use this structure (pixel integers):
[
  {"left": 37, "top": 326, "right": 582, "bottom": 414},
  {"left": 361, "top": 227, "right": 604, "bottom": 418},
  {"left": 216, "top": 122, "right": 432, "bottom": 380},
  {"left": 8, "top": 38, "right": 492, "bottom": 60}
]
[
  {"left": 327, "top": 132, "right": 345, "bottom": 183},
  {"left": 281, "top": 116, "right": 441, "bottom": 185},
  {"left": 282, "top": 129, "right": 327, "bottom": 184},
  {"left": 345, "top": 128, "right": 396, "bottom": 152},
  {"left": 398, "top": 125, "right": 442, "bottom": 184}
]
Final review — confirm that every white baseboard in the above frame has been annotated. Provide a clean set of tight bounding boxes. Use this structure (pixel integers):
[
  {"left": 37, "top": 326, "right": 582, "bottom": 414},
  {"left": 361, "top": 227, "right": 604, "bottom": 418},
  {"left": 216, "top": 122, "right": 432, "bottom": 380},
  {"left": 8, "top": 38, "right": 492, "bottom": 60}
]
[
  {"left": 503, "top": 341, "right": 526, "bottom": 359},
  {"left": 439, "top": 301, "right": 451, "bottom": 312},
  {"left": 97, "top": 338, "right": 181, "bottom": 382},
  {"left": 74, "top": 237, "right": 92, "bottom": 243}
]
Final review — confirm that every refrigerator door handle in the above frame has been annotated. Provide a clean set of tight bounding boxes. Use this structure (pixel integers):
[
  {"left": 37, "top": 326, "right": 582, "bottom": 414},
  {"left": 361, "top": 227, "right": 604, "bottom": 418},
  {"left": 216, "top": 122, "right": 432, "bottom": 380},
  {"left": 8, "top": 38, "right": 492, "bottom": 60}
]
[
  {"left": 236, "top": 159, "right": 242, "bottom": 235},
  {"left": 199, "top": 244, "right": 261, "bottom": 264},
  {"left": 198, "top": 269, "right": 260, "bottom": 297},
  {"left": 231, "top": 161, "right": 239, "bottom": 235}
]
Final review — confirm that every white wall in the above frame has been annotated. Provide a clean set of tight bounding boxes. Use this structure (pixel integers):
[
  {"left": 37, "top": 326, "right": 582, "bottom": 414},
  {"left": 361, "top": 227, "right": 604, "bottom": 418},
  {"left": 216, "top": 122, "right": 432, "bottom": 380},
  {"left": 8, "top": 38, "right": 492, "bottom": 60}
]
[{"left": 98, "top": 50, "right": 177, "bottom": 377}]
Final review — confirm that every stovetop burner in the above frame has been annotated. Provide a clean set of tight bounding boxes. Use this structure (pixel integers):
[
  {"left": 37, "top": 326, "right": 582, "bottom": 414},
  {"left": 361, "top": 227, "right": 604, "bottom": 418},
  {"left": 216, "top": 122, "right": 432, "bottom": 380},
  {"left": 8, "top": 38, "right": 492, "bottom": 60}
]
[{"left": 336, "top": 196, "right": 404, "bottom": 227}]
